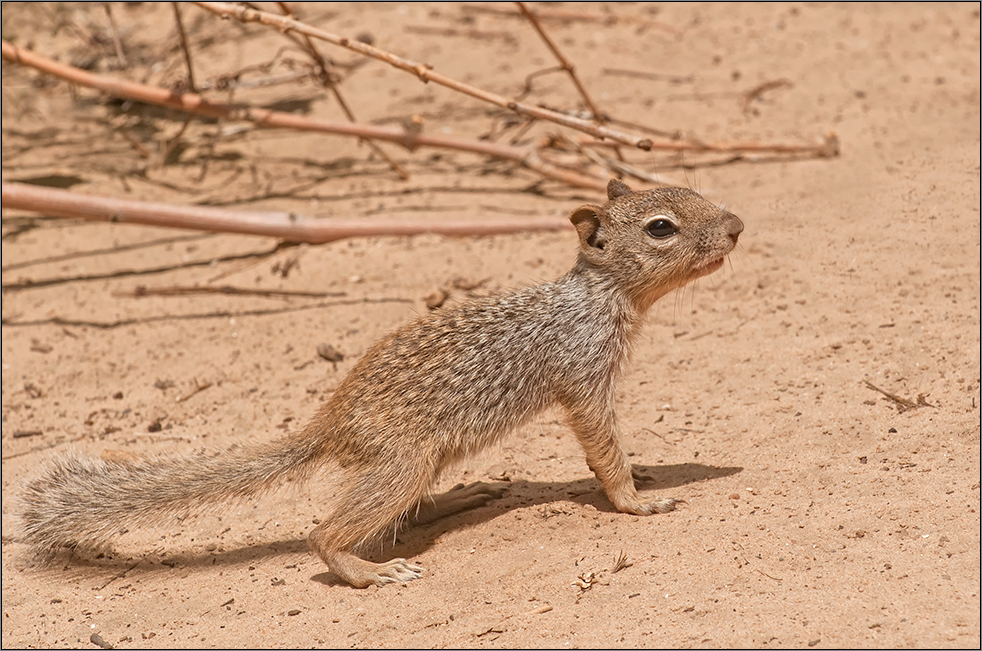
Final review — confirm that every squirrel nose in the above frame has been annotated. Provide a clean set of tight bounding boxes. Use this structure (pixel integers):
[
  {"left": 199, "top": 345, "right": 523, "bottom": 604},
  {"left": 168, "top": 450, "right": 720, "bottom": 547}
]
[{"left": 725, "top": 213, "right": 744, "bottom": 244}]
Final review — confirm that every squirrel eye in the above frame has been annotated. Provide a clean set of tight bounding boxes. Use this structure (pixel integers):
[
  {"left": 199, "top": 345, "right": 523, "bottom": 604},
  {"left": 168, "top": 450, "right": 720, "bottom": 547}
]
[{"left": 645, "top": 218, "right": 678, "bottom": 239}]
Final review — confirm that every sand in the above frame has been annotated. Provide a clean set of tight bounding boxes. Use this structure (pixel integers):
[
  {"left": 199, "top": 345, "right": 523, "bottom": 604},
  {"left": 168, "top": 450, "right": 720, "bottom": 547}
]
[{"left": 2, "top": 2, "right": 979, "bottom": 648}]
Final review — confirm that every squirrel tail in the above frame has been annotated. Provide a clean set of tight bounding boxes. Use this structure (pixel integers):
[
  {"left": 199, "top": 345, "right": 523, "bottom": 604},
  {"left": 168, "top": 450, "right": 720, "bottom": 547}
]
[{"left": 21, "top": 432, "right": 324, "bottom": 552}]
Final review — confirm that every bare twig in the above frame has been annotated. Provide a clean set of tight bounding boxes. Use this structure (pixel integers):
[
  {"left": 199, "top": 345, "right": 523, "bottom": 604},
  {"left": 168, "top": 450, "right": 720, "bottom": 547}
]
[
  {"left": 516, "top": 65, "right": 564, "bottom": 101},
  {"left": 102, "top": 2, "right": 127, "bottom": 67},
  {"left": 864, "top": 381, "right": 934, "bottom": 413},
  {"left": 93, "top": 561, "right": 142, "bottom": 591},
  {"left": 171, "top": 2, "right": 197, "bottom": 92},
  {"left": 195, "top": 115, "right": 224, "bottom": 182},
  {"left": 119, "top": 128, "right": 153, "bottom": 158},
  {"left": 473, "top": 604, "right": 554, "bottom": 638},
  {"left": 576, "top": 134, "right": 839, "bottom": 157},
  {"left": 742, "top": 78, "right": 793, "bottom": 114},
  {"left": 403, "top": 24, "right": 518, "bottom": 45},
  {"left": 462, "top": 4, "right": 677, "bottom": 33},
  {"left": 274, "top": 2, "right": 408, "bottom": 180},
  {"left": 195, "top": 70, "right": 312, "bottom": 91},
  {"left": 117, "top": 284, "right": 346, "bottom": 299},
  {"left": 191, "top": 2, "right": 657, "bottom": 151},
  {"left": 756, "top": 568, "right": 784, "bottom": 582},
  {"left": 555, "top": 133, "right": 687, "bottom": 186},
  {"left": 0, "top": 40, "right": 607, "bottom": 190},
  {"left": 578, "top": 145, "right": 687, "bottom": 188},
  {"left": 175, "top": 379, "right": 212, "bottom": 403},
  {"left": 515, "top": 2, "right": 605, "bottom": 122},
  {"left": 2, "top": 240, "right": 298, "bottom": 292},
  {"left": 602, "top": 67, "right": 693, "bottom": 84},
  {"left": 1, "top": 297, "right": 414, "bottom": 330},
  {"left": 1, "top": 434, "right": 88, "bottom": 460},
  {"left": 640, "top": 426, "right": 674, "bottom": 445},
  {"left": 158, "top": 115, "right": 193, "bottom": 168},
  {"left": 1, "top": 233, "right": 210, "bottom": 272},
  {"left": 1, "top": 182, "right": 573, "bottom": 245}
]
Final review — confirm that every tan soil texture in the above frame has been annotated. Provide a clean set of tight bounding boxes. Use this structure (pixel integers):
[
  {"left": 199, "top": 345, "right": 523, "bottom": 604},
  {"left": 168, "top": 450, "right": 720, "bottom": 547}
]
[{"left": 2, "top": 2, "right": 980, "bottom": 649}]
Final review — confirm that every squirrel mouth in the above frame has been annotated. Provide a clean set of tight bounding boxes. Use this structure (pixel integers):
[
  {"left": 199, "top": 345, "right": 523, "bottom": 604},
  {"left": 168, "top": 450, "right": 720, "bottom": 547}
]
[{"left": 687, "top": 255, "right": 726, "bottom": 280}]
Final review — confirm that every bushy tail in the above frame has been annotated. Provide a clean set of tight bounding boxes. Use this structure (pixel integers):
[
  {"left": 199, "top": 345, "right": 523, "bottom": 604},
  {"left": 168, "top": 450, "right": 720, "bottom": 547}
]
[{"left": 21, "top": 432, "right": 324, "bottom": 552}]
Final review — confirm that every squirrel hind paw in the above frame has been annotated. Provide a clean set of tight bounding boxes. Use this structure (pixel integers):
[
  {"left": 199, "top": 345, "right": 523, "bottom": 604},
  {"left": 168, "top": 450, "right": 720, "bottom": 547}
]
[{"left": 372, "top": 558, "right": 424, "bottom": 586}]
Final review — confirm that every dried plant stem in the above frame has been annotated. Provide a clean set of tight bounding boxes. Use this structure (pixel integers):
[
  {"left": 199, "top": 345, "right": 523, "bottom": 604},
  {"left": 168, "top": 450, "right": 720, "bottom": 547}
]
[
  {"left": 191, "top": 1, "right": 657, "bottom": 151},
  {"left": 274, "top": 2, "right": 408, "bottom": 180},
  {"left": 515, "top": 1, "right": 604, "bottom": 122},
  {"left": 515, "top": 1, "right": 627, "bottom": 164},
  {"left": 171, "top": 2, "right": 197, "bottom": 92},
  {"left": 462, "top": 4, "right": 676, "bottom": 33},
  {"left": 102, "top": 2, "right": 127, "bottom": 67},
  {"left": 578, "top": 145, "right": 687, "bottom": 188},
  {"left": 577, "top": 134, "right": 839, "bottom": 157},
  {"left": 403, "top": 24, "right": 518, "bottom": 45},
  {"left": 0, "top": 40, "right": 607, "bottom": 190},
  {"left": 1, "top": 182, "right": 573, "bottom": 244},
  {"left": 117, "top": 285, "right": 347, "bottom": 299}
]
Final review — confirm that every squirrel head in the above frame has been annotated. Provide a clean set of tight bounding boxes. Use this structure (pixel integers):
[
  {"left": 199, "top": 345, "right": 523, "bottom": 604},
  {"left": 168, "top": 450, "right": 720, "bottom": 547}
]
[{"left": 569, "top": 179, "right": 744, "bottom": 311}]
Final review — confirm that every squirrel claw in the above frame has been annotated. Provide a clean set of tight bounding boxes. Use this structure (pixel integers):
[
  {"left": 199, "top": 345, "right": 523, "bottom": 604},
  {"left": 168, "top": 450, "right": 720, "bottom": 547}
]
[
  {"left": 648, "top": 497, "right": 686, "bottom": 514},
  {"left": 373, "top": 558, "right": 424, "bottom": 585}
]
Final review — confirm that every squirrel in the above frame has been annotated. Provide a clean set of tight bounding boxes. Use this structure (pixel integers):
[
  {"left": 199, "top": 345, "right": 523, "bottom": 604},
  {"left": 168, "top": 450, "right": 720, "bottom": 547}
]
[{"left": 20, "top": 179, "right": 743, "bottom": 588}]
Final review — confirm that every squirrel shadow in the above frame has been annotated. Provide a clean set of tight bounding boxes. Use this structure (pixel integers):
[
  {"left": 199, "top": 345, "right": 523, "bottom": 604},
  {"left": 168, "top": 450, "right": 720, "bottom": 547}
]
[
  {"left": 313, "top": 461, "right": 743, "bottom": 586},
  {"left": 36, "top": 462, "right": 740, "bottom": 586}
]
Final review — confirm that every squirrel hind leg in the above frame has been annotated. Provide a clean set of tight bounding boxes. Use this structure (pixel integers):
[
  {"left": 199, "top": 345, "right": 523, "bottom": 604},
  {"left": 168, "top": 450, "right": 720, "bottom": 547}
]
[
  {"left": 310, "top": 480, "right": 505, "bottom": 588},
  {"left": 313, "top": 549, "right": 423, "bottom": 588},
  {"left": 307, "top": 468, "right": 431, "bottom": 588}
]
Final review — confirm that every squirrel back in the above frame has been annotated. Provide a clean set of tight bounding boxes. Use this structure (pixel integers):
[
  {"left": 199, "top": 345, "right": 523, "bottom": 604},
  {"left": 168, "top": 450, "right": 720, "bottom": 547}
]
[{"left": 308, "top": 179, "right": 742, "bottom": 478}]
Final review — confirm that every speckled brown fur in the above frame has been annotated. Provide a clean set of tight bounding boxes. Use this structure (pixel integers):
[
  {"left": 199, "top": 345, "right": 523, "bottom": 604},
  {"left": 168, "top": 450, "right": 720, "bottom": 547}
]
[{"left": 21, "top": 180, "right": 743, "bottom": 588}]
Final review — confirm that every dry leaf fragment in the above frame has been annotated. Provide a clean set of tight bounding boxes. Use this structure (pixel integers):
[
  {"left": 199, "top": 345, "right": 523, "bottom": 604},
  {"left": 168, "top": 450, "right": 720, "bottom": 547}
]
[
  {"left": 424, "top": 288, "right": 449, "bottom": 310},
  {"left": 611, "top": 551, "right": 633, "bottom": 573},
  {"left": 317, "top": 343, "right": 344, "bottom": 362},
  {"left": 572, "top": 571, "right": 596, "bottom": 591}
]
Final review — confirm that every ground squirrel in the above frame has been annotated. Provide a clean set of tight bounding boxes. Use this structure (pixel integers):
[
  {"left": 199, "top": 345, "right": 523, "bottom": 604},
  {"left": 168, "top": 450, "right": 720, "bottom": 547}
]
[{"left": 21, "top": 179, "right": 743, "bottom": 588}]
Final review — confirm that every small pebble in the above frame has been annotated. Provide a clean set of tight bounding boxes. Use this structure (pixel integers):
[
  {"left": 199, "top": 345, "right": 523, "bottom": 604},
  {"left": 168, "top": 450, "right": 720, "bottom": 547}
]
[
  {"left": 317, "top": 343, "right": 344, "bottom": 362},
  {"left": 425, "top": 288, "right": 448, "bottom": 310}
]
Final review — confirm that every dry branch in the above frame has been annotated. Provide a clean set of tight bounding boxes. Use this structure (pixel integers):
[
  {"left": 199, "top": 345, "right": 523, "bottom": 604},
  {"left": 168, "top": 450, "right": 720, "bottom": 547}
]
[
  {"left": 1, "top": 182, "right": 573, "bottom": 244},
  {"left": 2, "top": 241, "right": 298, "bottom": 292},
  {"left": 515, "top": 1, "right": 605, "bottom": 122},
  {"left": 191, "top": 1, "right": 658, "bottom": 150},
  {"left": 576, "top": 134, "right": 839, "bottom": 157},
  {"left": 102, "top": 2, "right": 127, "bottom": 67},
  {"left": 2, "top": 37, "right": 835, "bottom": 189},
  {"left": 403, "top": 24, "right": 518, "bottom": 45},
  {"left": 864, "top": 381, "right": 934, "bottom": 413},
  {"left": 0, "top": 40, "right": 607, "bottom": 190},
  {"left": 462, "top": 4, "right": 677, "bottom": 33},
  {"left": 117, "top": 284, "right": 346, "bottom": 299},
  {"left": 171, "top": 2, "right": 197, "bottom": 92},
  {"left": 273, "top": 1, "right": 408, "bottom": 180}
]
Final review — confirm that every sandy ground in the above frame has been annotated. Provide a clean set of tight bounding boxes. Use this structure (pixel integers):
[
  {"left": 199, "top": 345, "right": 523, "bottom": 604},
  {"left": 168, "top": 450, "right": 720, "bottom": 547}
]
[{"left": 2, "top": 2, "right": 979, "bottom": 648}]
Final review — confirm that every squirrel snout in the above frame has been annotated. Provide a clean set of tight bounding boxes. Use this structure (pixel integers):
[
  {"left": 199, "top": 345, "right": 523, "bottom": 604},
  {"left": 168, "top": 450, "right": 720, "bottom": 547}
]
[{"left": 725, "top": 213, "right": 744, "bottom": 245}]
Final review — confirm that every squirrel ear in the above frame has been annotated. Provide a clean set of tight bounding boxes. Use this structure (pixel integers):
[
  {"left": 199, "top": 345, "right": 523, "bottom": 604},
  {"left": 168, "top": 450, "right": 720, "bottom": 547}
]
[
  {"left": 570, "top": 205, "right": 606, "bottom": 258},
  {"left": 607, "top": 178, "right": 633, "bottom": 200}
]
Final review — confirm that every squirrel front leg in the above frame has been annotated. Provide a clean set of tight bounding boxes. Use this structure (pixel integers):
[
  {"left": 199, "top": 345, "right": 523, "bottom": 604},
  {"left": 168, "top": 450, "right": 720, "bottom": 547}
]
[{"left": 564, "top": 398, "right": 682, "bottom": 515}]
